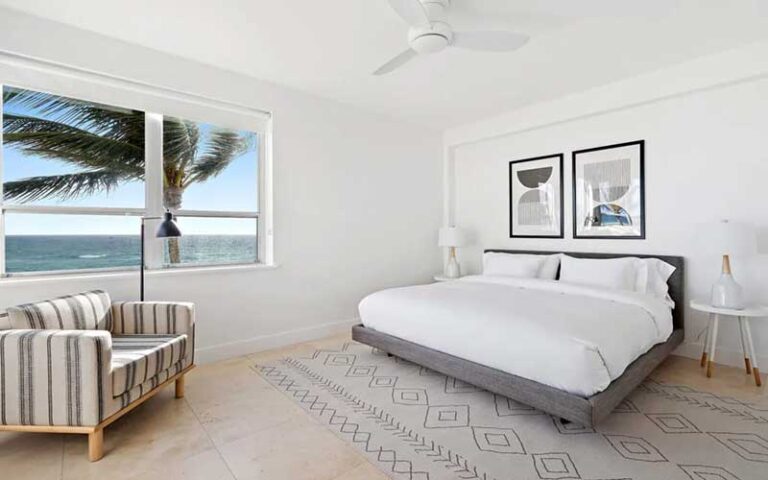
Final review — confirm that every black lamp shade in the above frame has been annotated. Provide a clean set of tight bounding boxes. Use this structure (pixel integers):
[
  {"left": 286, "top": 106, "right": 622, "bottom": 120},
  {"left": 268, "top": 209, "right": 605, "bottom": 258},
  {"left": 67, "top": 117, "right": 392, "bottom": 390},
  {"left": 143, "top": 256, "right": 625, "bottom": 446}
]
[{"left": 155, "top": 211, "right": 182, "bottom": 238}]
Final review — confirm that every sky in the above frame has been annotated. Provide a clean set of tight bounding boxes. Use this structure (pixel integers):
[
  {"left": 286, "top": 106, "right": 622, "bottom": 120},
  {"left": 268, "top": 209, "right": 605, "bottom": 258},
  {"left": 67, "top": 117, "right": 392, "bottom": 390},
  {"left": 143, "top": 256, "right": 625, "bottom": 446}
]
[{"left": 2, "top": 88, "right": 259, "bottom": 236}]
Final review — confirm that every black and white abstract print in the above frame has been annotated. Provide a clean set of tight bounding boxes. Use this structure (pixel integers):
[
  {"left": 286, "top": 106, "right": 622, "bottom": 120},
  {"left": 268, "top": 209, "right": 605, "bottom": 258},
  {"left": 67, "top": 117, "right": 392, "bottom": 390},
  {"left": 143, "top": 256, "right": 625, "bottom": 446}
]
[
  {"left": 573, "top": 140, "right": 645, "bottom": 239},
  {"left": 509, "top": 154, "right": 564, "bottom": 238}
]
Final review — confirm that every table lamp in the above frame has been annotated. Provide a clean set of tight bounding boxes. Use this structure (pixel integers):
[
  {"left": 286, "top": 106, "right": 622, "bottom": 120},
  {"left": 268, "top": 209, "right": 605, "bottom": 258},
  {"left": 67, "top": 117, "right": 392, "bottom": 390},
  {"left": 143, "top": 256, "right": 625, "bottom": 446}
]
[
  {"left": 438, "top": 226, "right": 467, "bottom": 279},
  {"left": 709, "top": 220, "right": 756, "bottom": 309}
]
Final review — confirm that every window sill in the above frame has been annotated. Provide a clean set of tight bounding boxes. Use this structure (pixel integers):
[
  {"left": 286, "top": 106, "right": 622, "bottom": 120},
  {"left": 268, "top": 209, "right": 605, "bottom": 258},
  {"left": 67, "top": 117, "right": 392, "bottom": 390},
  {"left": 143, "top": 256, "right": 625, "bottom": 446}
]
[{"left": 0, "top": 263, "right": 279, "bottom": 286}]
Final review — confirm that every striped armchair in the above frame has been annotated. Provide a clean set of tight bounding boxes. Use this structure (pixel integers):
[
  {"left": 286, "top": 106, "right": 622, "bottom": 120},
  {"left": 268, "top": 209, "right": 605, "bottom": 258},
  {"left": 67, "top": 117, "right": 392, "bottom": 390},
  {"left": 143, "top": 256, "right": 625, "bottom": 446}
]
[{"left": 0, "top": 290, "right": 195, "bottom": 461}]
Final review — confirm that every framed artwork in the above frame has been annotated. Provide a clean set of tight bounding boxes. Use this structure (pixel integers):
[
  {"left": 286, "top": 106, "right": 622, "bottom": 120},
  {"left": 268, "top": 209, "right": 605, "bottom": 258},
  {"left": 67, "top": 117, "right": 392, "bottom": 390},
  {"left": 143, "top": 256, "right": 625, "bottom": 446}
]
[
  {"left": 509, "top": 154, "right": 564, "bottom": 238},
  {"left": 572, "top": 140, "right": 645, "bottom": 239}
]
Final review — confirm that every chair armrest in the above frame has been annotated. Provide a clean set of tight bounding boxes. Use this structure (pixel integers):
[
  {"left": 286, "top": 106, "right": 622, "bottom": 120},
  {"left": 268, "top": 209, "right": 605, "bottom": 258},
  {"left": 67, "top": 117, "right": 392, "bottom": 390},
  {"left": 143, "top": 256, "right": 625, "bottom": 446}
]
[
  {"left": 110, "top": 302, "right": 196, "bottom": 365},
  {"left": 110, "top": 301, "right": 194, "bottom": 335},
  {"left": 0, "top": 329, "right": 112, "bottom": 427}
]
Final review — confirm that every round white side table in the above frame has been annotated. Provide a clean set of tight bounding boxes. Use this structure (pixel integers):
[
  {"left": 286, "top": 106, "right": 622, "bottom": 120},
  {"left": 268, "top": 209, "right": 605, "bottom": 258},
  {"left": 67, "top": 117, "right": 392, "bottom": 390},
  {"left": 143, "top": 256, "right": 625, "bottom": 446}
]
[{"left": 690, "top": 299, "right": 768, "bottom": 386}]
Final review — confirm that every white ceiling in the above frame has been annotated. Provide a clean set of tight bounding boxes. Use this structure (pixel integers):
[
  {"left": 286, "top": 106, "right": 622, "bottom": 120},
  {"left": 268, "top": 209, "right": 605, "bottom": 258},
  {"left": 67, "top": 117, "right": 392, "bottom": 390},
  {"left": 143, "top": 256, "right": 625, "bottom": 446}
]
[{"left": 1, "top": 0, "right": 767, "bottom": 129}]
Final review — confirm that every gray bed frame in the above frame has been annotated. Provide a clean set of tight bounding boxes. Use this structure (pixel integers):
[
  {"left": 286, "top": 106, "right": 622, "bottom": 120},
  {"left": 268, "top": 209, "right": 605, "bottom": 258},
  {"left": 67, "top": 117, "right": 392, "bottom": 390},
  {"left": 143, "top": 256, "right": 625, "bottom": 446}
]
[{"left": 352, "top": 250, "right": 684, "bottom": 427}]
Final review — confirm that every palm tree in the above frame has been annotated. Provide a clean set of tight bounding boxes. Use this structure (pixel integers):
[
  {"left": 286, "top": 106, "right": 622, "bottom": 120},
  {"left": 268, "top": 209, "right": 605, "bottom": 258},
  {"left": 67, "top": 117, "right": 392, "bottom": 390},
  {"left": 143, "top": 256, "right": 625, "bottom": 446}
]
[{"left": 2, "top": 88, "right": 253, "bottom": 263}]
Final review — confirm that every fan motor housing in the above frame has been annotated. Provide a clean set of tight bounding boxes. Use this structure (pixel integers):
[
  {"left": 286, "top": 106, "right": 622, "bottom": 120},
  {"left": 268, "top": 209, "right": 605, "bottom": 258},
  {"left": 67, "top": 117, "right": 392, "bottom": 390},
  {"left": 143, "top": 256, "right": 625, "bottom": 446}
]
[{"left": 408, "top": 22, "right": 453, "bottom": 54}]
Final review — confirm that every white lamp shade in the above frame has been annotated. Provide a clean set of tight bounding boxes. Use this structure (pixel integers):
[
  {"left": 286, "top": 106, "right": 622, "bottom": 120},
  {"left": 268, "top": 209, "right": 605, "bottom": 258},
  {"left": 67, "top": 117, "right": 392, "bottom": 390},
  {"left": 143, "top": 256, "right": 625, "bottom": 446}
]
[
  {"left": 709, "top": 220, "right": 757, "bottom": 256},
  {"left": 438, "top": 226, "right": 467, "bottom": 247}
]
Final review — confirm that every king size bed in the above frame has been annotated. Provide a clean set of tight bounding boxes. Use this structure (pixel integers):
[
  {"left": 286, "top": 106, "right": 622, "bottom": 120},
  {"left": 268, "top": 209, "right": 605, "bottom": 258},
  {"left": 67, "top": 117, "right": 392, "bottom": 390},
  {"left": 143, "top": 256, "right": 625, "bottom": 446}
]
[{"left": 352, "top": 250, "right": 684, "bottom": 427}]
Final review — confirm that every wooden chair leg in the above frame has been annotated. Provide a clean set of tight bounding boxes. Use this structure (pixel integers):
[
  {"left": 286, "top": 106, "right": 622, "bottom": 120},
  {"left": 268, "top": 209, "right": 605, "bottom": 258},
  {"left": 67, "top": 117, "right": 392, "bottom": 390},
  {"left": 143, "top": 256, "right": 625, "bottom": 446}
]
[
  {"left": 175, "top": 375, "right": 186, "bottom": 399},
  {"left": 88, "top": 428, "right": 104, "bottom": 462}
]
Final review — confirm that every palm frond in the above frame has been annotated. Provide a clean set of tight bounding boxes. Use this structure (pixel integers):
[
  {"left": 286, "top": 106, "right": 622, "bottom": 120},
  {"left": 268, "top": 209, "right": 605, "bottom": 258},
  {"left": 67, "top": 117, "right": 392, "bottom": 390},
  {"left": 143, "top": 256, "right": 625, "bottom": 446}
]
[
  {"left": 3, "top": 171, "right": 125, "bottom": 203},
  {"left": 183, "top": 129, "right": 249, "bottom": 186},
  {"left": 163, "top": 118, "right": 198, "bottom": 168},
  {"left": 3, "top": 88, "right": 144, "bottom": 141},
  {"left": 3, "top": 113, "right": 144, "bottom": 175}
]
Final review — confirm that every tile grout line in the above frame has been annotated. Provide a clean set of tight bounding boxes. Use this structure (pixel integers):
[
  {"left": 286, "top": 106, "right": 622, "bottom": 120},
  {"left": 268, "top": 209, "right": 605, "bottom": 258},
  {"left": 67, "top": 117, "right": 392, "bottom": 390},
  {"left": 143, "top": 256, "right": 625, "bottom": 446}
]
[{"left": 183, "top": 397, "right": 239, "bottom": 480}]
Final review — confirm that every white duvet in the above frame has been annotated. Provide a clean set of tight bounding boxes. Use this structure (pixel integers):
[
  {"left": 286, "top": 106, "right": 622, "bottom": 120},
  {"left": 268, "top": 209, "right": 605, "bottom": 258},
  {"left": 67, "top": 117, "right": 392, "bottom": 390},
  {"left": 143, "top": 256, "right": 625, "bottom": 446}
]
[{"left": 359, "top": 275, "right": 673, "bottom": 397}]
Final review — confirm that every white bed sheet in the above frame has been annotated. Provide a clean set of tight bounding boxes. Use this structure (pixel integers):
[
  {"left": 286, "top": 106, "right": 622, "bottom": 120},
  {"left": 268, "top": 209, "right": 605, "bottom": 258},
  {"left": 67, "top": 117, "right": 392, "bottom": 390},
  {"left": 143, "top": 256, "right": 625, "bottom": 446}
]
[{"left": 358, "top": 275, "right": 673, "bottom": 397}]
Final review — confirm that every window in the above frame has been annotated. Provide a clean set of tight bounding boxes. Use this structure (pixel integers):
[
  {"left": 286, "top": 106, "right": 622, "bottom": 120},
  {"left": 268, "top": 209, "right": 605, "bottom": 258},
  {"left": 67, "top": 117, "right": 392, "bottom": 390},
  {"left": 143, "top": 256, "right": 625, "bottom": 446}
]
[
  {"left": 161, "top": 116, "right": 259, "bottom": 268},
  {"left": 0, "top": 85, "right": 266, "bottom": 276}
]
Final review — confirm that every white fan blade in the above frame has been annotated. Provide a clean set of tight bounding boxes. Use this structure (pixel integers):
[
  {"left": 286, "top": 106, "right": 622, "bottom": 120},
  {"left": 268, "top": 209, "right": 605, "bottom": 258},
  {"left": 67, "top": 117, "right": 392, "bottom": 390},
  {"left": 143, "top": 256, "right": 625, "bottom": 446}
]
[
  {"left": 373, "top": 49, "right": 418, "bottom": 75},
  {"left": 386, "top": 0, "right": 429, "bottom": 26},
  {"left": 452, "top": 31, "right": 529, "bottom": 52}
]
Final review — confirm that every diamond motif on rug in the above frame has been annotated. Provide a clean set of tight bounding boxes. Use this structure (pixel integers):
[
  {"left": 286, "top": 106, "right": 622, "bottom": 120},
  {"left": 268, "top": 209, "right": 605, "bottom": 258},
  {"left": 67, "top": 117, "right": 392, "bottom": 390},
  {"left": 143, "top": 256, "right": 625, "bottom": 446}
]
[
  {"left": 323, "top": 353, "right": 356, "bottom": 366},
  {"left": 424, "top": 405, "right": 470, "bottom": 428},
  {"left": 472, "top": 426, "right": 525, "bottom": 454},
  {"left": 392, "top": 388, "right": 428, "bottom": 405},
  {"left": 709, "top": 432, "right": 768, "bottom": 463},
  {"left": 678, "top": 464, "right": 743, "bottom": 480},
  {"left": 646, "top": 413, "right": 700, "bottom": 434},
  {"left": 604, "top": 435, "right": 667, "bottom": 462},
  {"left": 532, "top": 452, "right": 581, "bottom": 479},
  {"left": 368, "top": 375, "right": 398, "bottom": 388},
  {"left": 345, "top": 365, "right": 376, "bottom": 377}
]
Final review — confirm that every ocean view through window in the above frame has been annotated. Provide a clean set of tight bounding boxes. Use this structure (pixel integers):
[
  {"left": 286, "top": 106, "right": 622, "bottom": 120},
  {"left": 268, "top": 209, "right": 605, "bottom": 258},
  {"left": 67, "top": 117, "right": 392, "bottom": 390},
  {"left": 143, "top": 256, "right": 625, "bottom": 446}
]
[{"left": 1, "top": 85, "right": 262, "bottom": 275}]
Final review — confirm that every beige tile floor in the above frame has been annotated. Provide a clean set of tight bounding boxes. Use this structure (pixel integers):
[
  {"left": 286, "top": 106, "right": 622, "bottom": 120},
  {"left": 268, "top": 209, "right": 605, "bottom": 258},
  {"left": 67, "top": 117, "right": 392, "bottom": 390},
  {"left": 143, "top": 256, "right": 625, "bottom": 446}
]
[{"left": 1, "top": 333, "right": 766, "bottom": 480}]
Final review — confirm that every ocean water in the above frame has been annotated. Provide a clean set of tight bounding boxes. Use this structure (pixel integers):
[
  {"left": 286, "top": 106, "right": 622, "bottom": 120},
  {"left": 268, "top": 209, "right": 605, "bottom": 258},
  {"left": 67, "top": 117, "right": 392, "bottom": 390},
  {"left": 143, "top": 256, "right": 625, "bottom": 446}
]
[{"left": 5, "top": 235, "right": 257, "bottom": 273}]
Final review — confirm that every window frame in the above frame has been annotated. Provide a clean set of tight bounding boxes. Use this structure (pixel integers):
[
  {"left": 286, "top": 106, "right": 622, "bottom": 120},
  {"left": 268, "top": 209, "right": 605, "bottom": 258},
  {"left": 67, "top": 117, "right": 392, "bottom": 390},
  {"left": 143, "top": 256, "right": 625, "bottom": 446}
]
[{"left": 0, "top": 80, "right": 272, "bottom": 278}]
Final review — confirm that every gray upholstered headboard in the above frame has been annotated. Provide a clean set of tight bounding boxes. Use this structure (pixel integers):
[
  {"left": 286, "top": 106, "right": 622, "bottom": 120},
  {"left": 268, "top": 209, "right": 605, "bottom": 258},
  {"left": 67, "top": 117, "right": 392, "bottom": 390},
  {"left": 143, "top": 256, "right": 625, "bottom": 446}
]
[{"left": 484, "top": 249, "right": 685, "bottom": 331}]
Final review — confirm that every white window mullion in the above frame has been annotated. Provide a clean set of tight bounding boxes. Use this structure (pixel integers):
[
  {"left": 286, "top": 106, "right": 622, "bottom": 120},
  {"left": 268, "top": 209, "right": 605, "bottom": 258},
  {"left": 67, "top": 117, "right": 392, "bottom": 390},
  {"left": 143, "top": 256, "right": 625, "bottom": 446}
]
[
  {"left": 262, "top": 120, "right": 274, "bottom": 265},
  {"left": 144, "top": 112, "right": 164, "bottom": 269},
  {"left": 0, "top": 85, "right": 5, "bottom": 276}
]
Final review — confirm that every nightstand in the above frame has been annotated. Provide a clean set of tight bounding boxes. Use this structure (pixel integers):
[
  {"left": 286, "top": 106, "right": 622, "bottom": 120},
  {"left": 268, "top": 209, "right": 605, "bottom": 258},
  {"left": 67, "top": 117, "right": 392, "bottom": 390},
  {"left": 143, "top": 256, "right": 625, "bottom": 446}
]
[{"left": 690, "top": 299, "right": 767, "bottom": 386}]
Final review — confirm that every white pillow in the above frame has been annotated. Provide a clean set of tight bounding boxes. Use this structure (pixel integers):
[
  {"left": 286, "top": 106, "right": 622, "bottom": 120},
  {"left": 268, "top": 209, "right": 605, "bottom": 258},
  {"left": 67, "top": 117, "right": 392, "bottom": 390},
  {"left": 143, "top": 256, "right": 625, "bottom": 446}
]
[
  {"left": 559, "top": 255, "right": 639, "bottom": 291},
  {"left": 483, "top": 253, "right": 561, "bottom": 280},
  {"left": 636, "top": 258, "right": 676, "bottom": 303}
]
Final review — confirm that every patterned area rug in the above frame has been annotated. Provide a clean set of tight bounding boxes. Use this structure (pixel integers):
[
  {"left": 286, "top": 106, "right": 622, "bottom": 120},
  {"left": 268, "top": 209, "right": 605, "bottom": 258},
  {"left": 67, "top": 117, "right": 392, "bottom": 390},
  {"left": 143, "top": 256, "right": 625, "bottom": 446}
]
[{"left": 253, "top": 341, "right": 768, "bottom": 480}]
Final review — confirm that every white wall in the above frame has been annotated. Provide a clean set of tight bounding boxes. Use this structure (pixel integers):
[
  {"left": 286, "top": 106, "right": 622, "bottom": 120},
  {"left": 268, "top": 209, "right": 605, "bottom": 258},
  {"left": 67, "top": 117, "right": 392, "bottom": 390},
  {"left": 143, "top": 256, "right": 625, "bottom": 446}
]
[
  {"left": 0, "top": 9, "right": 443, "bottom": 362},
  {"left": 444, "top": 41, "right": 768, "bottom": 369}
]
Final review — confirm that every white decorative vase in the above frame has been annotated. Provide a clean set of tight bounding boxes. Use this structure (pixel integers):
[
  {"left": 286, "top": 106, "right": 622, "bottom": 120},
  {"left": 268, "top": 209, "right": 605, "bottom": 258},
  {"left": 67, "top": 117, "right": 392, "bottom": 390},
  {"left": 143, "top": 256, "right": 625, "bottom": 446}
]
[
  {"left": 444, "top": 247, "right": 461, "bottom": 279},
  {"left": 711, "top": 273, "right": 744, "bottom": 309}
]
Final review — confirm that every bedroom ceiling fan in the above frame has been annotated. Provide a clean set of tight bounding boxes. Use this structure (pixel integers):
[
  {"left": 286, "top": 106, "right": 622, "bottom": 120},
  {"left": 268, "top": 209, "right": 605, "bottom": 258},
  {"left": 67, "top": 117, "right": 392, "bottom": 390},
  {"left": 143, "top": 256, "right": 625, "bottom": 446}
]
[{"left": 374, "top": 0, "right": 530, "bottom": 75}]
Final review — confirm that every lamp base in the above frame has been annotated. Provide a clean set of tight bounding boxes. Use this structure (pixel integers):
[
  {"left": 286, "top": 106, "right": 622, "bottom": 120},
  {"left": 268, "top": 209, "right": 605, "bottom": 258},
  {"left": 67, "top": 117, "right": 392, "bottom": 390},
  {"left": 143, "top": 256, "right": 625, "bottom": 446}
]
[
  {"left": 711, "top": 273, "right": 745, "bottom": 310},
  {"left": 444, "top": 256, "right": 461, "bottom": 279}
]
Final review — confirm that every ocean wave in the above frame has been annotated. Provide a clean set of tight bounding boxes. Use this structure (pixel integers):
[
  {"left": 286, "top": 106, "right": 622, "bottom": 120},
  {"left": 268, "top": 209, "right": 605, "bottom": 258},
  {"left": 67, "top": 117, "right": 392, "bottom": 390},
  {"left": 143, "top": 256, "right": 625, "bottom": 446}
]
[{"left": 78, "top": 254, "right": 107, "bottom": 259}]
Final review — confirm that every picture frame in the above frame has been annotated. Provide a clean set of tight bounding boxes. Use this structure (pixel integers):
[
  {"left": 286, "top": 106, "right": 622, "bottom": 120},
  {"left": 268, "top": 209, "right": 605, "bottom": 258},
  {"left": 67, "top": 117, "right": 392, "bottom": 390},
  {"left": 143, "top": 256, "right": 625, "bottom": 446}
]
[
  {"left": 572, "top": 140, "right": 645, "bottom": 239},
  {"left": 509, "top": 154, "right": 564, "bottom": 238}
]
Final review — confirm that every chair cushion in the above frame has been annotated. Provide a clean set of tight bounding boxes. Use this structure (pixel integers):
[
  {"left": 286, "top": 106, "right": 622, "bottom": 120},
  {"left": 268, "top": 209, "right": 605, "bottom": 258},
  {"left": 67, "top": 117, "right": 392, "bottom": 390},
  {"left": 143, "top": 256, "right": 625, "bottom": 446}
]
[
  {"left": 111, "top": 334, "right": 188, "bottom": 397},
  {"left": 7, "top": 290, "right": 112, "bottom": 330}
]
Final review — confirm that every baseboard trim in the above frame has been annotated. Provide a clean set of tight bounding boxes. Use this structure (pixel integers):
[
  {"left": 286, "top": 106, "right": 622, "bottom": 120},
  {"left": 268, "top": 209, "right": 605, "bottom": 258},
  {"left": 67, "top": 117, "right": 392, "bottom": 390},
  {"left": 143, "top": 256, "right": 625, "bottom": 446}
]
[
  {"left": 194, "top": 318, "right": 358, "bottom": 364},
  {"left": 675, "top": 341, "right": 768, "bottom": 370},
  {"left": 196, "top": 327, "right": 766, "bottom": 370}
]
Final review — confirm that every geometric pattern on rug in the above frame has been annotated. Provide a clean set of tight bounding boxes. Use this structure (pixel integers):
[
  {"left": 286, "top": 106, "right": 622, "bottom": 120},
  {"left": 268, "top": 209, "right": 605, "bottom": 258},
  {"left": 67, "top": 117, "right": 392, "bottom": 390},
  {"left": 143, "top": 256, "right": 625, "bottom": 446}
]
[{"left": 254, "top": 341, "right": 768, "bottom": 480}]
